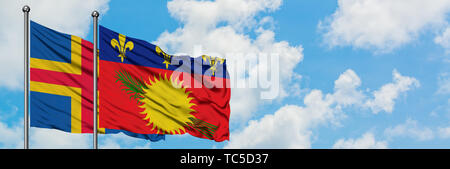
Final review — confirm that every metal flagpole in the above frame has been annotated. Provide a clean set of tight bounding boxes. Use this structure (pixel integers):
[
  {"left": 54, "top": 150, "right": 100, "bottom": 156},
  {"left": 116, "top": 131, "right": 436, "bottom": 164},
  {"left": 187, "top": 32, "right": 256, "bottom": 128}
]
[
  {"left": 23, "top": 5, "right": 30, "bottom": 150},
  {"left": 92, "top": 11, "right": 99, "bottom": 149}
]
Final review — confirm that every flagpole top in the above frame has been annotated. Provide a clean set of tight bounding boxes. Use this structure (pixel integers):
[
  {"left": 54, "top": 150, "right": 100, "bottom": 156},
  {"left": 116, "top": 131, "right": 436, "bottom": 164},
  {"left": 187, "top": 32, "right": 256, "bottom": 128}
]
[
  {"left": 92, "top": 11, "right": 99, "bottom": 17},
  {"left": 22, "top": 5, "right": 30, "bottom": 12}
]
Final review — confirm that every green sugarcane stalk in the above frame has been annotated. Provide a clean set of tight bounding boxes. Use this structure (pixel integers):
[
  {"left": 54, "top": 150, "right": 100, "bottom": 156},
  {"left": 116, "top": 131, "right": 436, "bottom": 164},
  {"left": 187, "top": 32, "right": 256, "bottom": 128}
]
[
  {"left": 187, "top": 117, "right": 218, "bottom": 140},
  {"left": 115, "top": 70, "right": 147, "bottom": 102}
]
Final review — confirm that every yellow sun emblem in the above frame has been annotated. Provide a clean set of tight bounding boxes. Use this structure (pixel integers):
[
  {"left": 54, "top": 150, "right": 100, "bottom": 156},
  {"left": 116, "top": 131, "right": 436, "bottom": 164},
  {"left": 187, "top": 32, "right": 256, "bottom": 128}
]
[{"left": 138, "top": 74, "right": 196, "bottom": 134}]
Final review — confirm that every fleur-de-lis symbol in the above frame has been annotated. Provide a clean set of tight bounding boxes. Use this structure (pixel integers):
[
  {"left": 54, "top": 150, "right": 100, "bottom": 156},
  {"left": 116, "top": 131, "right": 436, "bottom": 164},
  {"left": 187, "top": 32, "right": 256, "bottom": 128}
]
[
  {"left": 202, "top": 55, "right": 225, "bottom": 76},
  {"left": 111, "top": 34, "right": 134, "bottom": 62},
  {"left": 155, "top": 46, "right": 173, "bottom": 69}
]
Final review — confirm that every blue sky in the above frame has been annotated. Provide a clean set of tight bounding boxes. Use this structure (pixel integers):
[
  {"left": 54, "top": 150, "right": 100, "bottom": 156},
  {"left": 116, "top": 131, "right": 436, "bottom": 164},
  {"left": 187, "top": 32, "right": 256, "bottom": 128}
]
[{"left": 1, "top": 0, "right": 450, "bottom": 149}]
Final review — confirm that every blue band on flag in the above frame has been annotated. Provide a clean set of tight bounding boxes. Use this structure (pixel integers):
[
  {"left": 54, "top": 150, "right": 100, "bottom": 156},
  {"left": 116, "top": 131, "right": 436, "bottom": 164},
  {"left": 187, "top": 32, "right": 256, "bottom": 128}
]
[
  {"left": 31, "top": 21, "right": 72, "bottom": 63},
  {"left": 30, "top": 91, "right": 72, "bottom": 132},
  {"left": 99, "top": 25, "right": 229, "bottom": 79},
  {"left": 105, "top": 129, "right": 165, "bottom": 142}
]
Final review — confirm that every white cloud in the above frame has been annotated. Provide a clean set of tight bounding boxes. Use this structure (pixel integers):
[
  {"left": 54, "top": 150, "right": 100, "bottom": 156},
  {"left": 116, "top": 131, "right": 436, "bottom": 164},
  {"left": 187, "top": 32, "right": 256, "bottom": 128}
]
[
  {"left": 99, "top": 132, "right": 152, "bottom": 149},
  {"left": 365, "top": 69, "right": 420, "bottom": 114},
  {"left": 333, "top": 132, "right": 388, "bottom": 149},
  {"left": 437, "top": 73, "right": 450, "bottom": 95},
  {"left": 0, "top": 119, "right": 22, "bottom": 149},
  {"left": 330, "top": 69, "right": 365, "bottom": 107},
  {"left": 30, "top": 128, "right": 90, "bottom": 149},
  {"left": 0, "top": 0, "right": 110, "bottom": 90},
  {"left": 438, "top": 127, "right": 450, "bottom": 139},
  {"left": 0, "top": 114, "right": 91, "bottom": 149},
  {"left": 0, "top": 116, "right": 153, "bottom": 149},
  {"left": 435, "top": 27, "right": 450, "bottom": 53},
  {"left": 384, "top": 119, "right": 434, "bottom": 141},
  {"left": 320, "top": 0, "right": 450, "bottom": 52},
  {"left": 437, "top": 127, "right": 450, "bottom": 139},
  {"left": 225, "top": 69, "right": 363, "bottom": 148},
  {"left": 167, "top": 0, "right": 282, "bottom": 30},
  {"left": 226, "top": 69, "right": 420, "bottom": 148},
  {"left": 225, "top": 96, "right": 328, "bottom": 149},
  {"left": 155, "top": 0, "right": 304, "bottom": 122}
]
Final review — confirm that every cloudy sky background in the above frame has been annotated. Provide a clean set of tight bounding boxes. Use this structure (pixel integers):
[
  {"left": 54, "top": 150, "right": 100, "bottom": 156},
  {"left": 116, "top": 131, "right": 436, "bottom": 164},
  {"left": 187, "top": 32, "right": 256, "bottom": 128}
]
[{"left": 1, "top": 0, "right": 450, "bottom": 148}]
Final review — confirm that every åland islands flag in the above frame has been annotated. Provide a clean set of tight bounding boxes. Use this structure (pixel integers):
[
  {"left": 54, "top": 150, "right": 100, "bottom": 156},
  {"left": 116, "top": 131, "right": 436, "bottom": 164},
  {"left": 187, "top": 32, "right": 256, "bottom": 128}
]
[
  {"left": 99, "top": 26, "right": 231, "bottom": 141},
  {"left": 30, "top": 21, "right": 164, "bottom": 141}
]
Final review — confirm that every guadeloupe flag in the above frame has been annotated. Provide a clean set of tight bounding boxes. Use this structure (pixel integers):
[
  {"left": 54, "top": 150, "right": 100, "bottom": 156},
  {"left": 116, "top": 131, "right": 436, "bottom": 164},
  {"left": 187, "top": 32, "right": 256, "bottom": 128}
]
[
  {"left": 99, "top": 26, "right": 231, "bottom": 142},
  {"left": 29, "top": 21, "right": 164, "bottom": 141}
]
